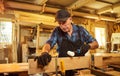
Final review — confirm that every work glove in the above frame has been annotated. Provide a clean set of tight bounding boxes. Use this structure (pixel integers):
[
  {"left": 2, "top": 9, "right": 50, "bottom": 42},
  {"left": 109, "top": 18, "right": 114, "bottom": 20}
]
[
  {"left": 80, "top": 44, "right": 91, "bottom": 56},
  {"left": 34, "top": 52, "right": 52, "bottom": 68}
]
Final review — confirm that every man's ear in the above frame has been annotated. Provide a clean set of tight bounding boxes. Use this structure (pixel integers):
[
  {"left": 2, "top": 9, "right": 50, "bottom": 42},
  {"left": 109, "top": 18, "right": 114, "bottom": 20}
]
[
  {"left": 69, "top": 17, "right": 72, "bottom": 20},
  {"left": 69, "top": 17, "right": 72, "bottom": 23}
]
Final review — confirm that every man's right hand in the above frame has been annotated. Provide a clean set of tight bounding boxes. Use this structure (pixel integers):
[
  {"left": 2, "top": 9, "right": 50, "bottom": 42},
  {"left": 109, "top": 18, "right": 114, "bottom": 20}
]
[
  {"left": 34, "top": 52, "right": 52, "bottom": 68},
  {"left": 80, "top": 44, "right": 91, "bottom": 56}
]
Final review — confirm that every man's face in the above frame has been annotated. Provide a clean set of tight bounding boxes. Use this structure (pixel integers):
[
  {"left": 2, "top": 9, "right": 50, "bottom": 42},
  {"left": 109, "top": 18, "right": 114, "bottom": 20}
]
[{"left": 57, "top": 17, "right": 72, "bottom": 32}]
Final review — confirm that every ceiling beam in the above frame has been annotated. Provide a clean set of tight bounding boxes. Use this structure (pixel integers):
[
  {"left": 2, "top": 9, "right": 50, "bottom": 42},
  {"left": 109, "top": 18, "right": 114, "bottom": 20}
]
[
  {"left": 116, "top": 17, "right": 120, "bottom": 21},
  {"left": 13, "top": 10, "right": 58, "bottom": 26},
  {"left": 19, "top": 16, "right": 57, "bottom": 26},
  {"left": 116, "top": 17, "right": 120, "bottom": 23},
  {"left": 117, "top": 13, "right": 120, "bottom": 17},
  {"left": 73, "top": 11, "right": 115, "bottom": 22},
  {"left": 5, "top": 1, "right": 116, "bottom": 22},
  {"left": 96, "top": 0, "right": 113, "bottom": 4},
  {"left": 0, "top": 14, "right": 14, "bottom": 19},
  {"left": 5, "top": 1, "right": 43, "bottom": 12},
  {"left": 34, "top": 0, "right": 48, "bottom": 5},
  {"left": 97, "top": 2, "right": 120, "bottom": 14},
  {"left": 67, "top": 0, "right": 95, "bottom": 10},
  {"left": 5, "top": 1, "right": 59, "bottom": 13}
]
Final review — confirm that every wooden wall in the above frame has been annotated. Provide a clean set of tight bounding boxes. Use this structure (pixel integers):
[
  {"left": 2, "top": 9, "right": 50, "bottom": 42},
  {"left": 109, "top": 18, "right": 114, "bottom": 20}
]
[
  {"left": 73, "top": 17, "right": 120, "bottom": 53},
  {"left": 73, "top": 17, "right": 107, "bottom": 37},
  {"left": 20, "top": 17, "right": 119, "bottom": 54},
  {"left": 106, "top": 22, "right": 120, "bottom": 52},
  {"left": 107, "top": 22, "right": 120, "bottom": 41},
  {"left": 2, "top": 15, "right": 120, "bottom": 63}
]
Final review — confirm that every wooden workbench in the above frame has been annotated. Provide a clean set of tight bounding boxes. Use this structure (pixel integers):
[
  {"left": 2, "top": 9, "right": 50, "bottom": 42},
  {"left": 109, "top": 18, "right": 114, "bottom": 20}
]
[
  {"left": 94, "top": 53, "right": 120, "bottom": 57},
  {"left": 0, "top": 53, "right": 119, "bottom": 75},
  {"left": 94, "top": 53, "right": 120, "bottom": 66}
]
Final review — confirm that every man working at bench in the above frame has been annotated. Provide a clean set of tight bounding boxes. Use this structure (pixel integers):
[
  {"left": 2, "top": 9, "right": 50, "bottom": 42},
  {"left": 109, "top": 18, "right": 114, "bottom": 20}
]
[{"left": 35, "top": 9, "right": 99, "bottom": 76}]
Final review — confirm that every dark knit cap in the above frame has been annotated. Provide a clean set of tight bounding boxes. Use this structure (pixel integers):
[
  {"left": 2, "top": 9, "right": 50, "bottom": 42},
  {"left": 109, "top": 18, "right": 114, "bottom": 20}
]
[{"left": 55, "top": 9, "right": 71, "bottom": 22}]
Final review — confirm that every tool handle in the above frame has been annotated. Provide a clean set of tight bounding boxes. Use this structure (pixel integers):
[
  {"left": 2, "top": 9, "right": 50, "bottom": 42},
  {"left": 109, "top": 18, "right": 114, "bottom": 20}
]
[{"left": 60, "top": 60, "right": 65, "bottom": 75}]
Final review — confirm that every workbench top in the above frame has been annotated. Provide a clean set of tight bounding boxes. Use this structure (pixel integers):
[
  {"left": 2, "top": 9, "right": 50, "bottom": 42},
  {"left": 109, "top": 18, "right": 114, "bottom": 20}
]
[
  {"left": 93, "top": 53, "right": 120, "bottom": 57},
  {"left": 0, "top": 53, "right": 120, "bottom": 73}
]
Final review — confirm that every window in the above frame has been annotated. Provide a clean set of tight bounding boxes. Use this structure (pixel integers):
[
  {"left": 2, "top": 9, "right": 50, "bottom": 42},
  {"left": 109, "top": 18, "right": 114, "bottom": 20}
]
[
  {"left": 0, "top": 21, "right": 12, "bottom": 44},
  {"left": 95, "top": 27, "right": 106, "bottom": 48}
]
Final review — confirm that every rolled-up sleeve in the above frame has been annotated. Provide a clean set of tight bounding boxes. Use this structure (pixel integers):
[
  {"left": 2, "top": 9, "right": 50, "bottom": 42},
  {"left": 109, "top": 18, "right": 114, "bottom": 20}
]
[
  {"left": 79, "top": 26, "right": 96, "bottom": 43},
  {"left": 46, "top": 28, "right": 58, "bottom": 49}
]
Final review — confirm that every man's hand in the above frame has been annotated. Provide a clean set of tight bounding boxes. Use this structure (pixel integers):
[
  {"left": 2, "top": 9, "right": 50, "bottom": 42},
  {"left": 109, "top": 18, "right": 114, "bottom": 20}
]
[
  {"left": 80, "top": 44, "right": 91, "bottom": 56},
  {"left": 34, "top": 52, "right": 51, "bottom": 68}
]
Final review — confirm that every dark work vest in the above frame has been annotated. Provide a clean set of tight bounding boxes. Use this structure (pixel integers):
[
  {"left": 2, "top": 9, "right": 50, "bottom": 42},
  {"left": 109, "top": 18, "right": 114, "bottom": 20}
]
[{"left": 57, "top": 26, "right": 84, "bottom": 57}]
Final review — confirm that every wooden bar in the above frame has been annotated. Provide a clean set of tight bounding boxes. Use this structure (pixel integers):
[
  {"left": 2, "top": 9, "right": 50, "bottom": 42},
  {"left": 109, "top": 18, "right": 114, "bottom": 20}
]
[
  {"left": 108, "top": 65, "right": 120, "bottom": 71},
  {"left": 105, "top": 71, "right": 120, "bottom": 76},
  {"left": 0, "top": 63, "right": 28, "bottom": 73},
  {"left": 91, "top": 69, "right": 112, "bottom": 76},
  {"left": 28, "top": 56, "right": 90, "bottom": 74}
]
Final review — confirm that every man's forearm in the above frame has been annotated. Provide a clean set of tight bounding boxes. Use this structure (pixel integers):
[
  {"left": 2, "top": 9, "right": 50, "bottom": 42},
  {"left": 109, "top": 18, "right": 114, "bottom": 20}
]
[
  {"left": 42, "top": 43, "right": 51, "bottom": 52},
  {"left": 89, "top": 41, "right": 99, "bottom": 50}
]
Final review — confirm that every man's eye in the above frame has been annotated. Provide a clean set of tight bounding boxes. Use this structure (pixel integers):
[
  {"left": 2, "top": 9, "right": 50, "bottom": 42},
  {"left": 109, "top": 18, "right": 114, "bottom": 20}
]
[{"left": 58, "top": 21, "right": 66, "bottom": 24}]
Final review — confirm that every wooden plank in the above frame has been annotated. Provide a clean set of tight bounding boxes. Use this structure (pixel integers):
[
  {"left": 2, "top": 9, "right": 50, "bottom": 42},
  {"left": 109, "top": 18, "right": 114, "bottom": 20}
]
[
  {"left": 67, "top": 0, "right": 95, "bottom": 10},
  {"left": 94, "top": 56, "right": 103, "bottom": 67},
  {"left": 106, "top": 71, "right": 120, "bottom": 76},
  {"left": 77, "top": 69, "right": 95, "bottom": 76},
  {"left": 97, "top": 2, "right": 120, "bottom": 14},
  {"left": 103, "top": 56, "right": 120, "bottom": 66},
  {"left": 0, "top": 63, "right": 28, "bottom": 73},
  {"left": 108, "top": 65, "right": 120, "bottom": 71},
  {"left": 94, "top": 53, "right": 120, "bottom": 66},
  {"left": 28, "top": 56, "right": 90, "bottom": 74},
  {"left": 91, "top": 69, "right": 112, "bottom": 76}
]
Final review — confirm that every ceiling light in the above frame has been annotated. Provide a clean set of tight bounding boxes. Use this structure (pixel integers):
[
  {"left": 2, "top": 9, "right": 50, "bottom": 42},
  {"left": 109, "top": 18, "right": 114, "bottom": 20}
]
[
  {"left": 110, "top": 6, "right": 114, "bottom": 13},
  {"left": 111, "top": 10, "right": 114, "bottom": 13}
]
